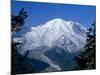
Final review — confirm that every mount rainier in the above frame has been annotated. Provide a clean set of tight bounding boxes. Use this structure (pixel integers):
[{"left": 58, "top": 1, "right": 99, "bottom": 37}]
[{"left": 13, "top": 18, "right": 87, "bottom": 71}]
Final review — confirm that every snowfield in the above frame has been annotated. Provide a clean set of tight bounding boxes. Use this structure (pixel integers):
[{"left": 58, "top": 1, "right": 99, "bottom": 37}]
[{"left": 13, "top": 18, "right": 87, "bottom": 71}]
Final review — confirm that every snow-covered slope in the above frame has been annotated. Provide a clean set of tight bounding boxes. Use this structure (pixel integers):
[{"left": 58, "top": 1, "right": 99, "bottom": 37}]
[
  {"left": 20, "top": 18, "right": 86, "bottom": 52},
  {"left": 13, "top": 18, "right": 87, "bottom": 71}
]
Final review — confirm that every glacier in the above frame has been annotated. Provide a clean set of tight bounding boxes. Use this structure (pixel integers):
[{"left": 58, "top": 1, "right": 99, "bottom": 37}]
[{"left": 13, "top": 18, "right": 87, "bottom": 71}]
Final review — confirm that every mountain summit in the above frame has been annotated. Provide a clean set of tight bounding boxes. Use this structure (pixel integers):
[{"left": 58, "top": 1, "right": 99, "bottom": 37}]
[
  {"left": 14, "top": 18, "right": 87, "bottom": 71},
  {"left": 21, "top": 18, "right": 86, "bottom": 52}
]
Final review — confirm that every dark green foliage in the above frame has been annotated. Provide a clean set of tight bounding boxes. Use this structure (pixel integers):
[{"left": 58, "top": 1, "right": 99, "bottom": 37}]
[
  {"left": 75, "top": 22, "right": 96, "bottom": 70},
  {"left": 11, "top": 8, "right": 35, "bottom": 74},
  {"left": 11, "top": 42, "right": 35, "bottom": 74},
  {"left": 11, "top": 8, "right": 28, "bottom": 32}
]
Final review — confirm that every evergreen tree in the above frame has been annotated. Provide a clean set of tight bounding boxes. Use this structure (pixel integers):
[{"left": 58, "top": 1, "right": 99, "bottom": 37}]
[
  {"left": 11, "top": 8, "right": 28, "bottom": 32},
  {"left": 11, "top": 8, "right": 34, "bottom": 74},
  {"left": 75, "top": 22, "right": 96, "bottom": 70}
]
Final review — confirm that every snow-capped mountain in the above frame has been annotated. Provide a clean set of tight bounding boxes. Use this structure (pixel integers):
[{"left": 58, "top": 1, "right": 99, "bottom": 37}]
[{"left": 13, "top": 18, "right": 87, "bottom": 71}]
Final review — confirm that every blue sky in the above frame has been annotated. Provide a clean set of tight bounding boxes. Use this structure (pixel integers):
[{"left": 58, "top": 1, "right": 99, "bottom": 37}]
[{"left": 12, "top": 1, "right": 96, "bottom": 28}]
